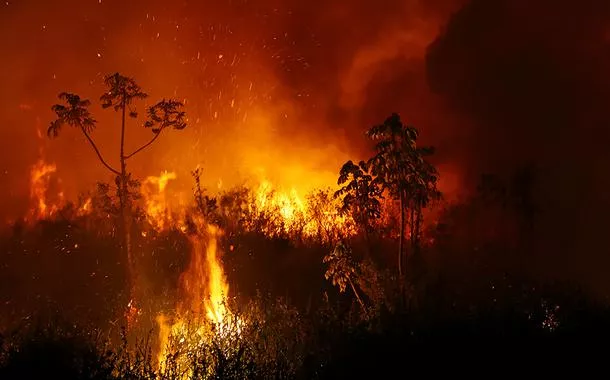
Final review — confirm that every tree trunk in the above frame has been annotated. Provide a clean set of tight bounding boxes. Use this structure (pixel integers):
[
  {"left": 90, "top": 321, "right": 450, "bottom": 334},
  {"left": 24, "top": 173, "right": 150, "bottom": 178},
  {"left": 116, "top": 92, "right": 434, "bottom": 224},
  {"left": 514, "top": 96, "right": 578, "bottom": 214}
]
[
  {"left": 119, "top": 95, "right": 136, "bottom": 320},
  {"left": 398, "top": 192, "right": 405, "bottom": 279},
  {"left": 348, "top": 277, "right": 366, "bottom": 313},
  {"left": 414, "top": 203, "right": 422, "bottom": 254}
]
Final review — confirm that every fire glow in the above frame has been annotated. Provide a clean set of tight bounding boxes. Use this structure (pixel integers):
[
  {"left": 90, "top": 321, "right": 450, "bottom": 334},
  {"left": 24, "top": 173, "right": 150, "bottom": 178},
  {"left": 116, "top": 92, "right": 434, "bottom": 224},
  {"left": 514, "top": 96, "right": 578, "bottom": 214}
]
[
  {"left": 28, "top": 158, "right": 64, "bottom": 221},
  {"left": 156, "top": 221, "right": 244, "bottom": 377}
]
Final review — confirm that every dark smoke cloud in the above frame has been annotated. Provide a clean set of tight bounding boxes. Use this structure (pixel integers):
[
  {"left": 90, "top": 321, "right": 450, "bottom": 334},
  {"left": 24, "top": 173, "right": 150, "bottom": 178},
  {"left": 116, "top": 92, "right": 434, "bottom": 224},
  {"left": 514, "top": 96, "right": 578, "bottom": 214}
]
[{"left": 426, "top": 0, "right": 610, "bottom": 295}]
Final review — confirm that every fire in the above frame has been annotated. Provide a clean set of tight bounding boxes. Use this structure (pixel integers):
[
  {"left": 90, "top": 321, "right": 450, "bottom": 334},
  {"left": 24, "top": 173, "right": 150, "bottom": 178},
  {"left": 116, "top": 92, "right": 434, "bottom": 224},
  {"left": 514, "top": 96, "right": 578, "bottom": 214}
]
[
  {"left": 27, "top": 158, "right": 64, "bottom": 221},
  {"left": 76, "top": 197, "right": 92, "bottom": 217},
  {"left": 156, "top": 220, "right": 243, "bottom": 375},
  {"left": 252, "top": 180, "right": 306, "bottom": 234},
  {"left": 142, "top": 170, "right": 178, "bottom": 230},
  {"left": 246, "top": 179, "right": 356, "bottom": 241},
  {"left": 202, "top": 225, "right": 231, "bottom": 326}
]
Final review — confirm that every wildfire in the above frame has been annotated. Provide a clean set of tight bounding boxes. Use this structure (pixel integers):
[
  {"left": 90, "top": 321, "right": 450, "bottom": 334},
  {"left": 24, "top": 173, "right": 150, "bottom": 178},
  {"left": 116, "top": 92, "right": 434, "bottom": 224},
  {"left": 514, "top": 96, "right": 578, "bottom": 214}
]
[
  {"left": 156, "top": 220, "right": 243, "bottom": 376},
  {"left": 142, "top": 170, "right": 178, "bottom": 230},
  {"left": 27, "top": 158, "right": 64, "bottom": 221},
  {"left": 247, "top": 179, "right": 356, "bottom": 240},
  {"left": 251, "top": 180, "right": 306, "bottom": 233},
  {"left": 76, "top": 197, "right": 92, "bottom": 217}
]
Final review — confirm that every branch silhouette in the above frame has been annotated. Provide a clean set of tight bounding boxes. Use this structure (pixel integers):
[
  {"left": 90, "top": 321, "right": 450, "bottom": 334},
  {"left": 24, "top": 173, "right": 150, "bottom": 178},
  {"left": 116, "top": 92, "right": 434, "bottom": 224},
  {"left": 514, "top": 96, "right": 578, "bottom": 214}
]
[
  {"left": 124, "top": 127, "right": 165, "bottom": 159},
  {"left": 81, "top": 127, "right": 120, "bottom": 175}
]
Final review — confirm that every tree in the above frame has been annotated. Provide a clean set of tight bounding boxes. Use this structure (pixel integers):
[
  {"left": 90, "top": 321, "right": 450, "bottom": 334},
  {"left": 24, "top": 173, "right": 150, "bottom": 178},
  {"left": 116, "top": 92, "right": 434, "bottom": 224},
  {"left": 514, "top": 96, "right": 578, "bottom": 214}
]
[
  {"left": 334, "top": 160, "right": 382, "bottom": 241},
  {"left": 366, "top": 113, "right": 440, "bottom": 279},
  {"left": 323, "top": 242, "right": 366, "bottom": 311},
  {"left": 48, "top": 73, "right": 187, "bottom": 312},
  {"left": 405, "top": 148, "right": 442, "bottom": 259},
  {"left": 192, "top": 167, "right": 218, "bottom": 221}
]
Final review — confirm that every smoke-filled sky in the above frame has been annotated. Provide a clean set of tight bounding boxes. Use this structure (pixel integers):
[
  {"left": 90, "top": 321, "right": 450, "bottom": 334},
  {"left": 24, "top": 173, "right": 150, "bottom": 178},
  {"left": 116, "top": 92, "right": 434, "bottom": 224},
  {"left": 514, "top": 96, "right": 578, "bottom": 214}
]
[
  {"left": 2, "top": 0, "right": 610, "bottom": 292},
  {"left": 0, "top": 0, "right": 466, "bottom": 219}
]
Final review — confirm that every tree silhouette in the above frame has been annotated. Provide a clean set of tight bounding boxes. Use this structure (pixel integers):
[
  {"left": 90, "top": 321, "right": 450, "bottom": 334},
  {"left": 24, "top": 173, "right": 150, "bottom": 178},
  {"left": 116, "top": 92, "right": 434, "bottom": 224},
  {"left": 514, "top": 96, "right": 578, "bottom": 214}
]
[
  {"left": 192, "top": 167, "right": 218, "bottom": 221},
  {"left": 49, "top": 72, "right": 187, "bottom": 314},
  {"left": 406, "top": 148, "right": 441, "bottom": 258},
  {"left": 334, "top": 160, "right": 382, "bottom": 241},
  {"left": 323, "top": 242, "right": 366, "bottom": 311},
  {"left": 366, "top": 113, "right": 440, "bottom": 278}
]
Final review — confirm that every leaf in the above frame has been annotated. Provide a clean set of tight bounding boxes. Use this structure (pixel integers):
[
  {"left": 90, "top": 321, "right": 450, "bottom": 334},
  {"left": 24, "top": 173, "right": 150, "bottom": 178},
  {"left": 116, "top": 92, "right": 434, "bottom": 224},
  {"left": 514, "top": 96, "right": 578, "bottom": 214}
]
[
  {"left": 49, "top": 92, "right": 97, "bottom": 138},
  {"left": 144, "top": 99, "right": 187, "bottom": 133}
]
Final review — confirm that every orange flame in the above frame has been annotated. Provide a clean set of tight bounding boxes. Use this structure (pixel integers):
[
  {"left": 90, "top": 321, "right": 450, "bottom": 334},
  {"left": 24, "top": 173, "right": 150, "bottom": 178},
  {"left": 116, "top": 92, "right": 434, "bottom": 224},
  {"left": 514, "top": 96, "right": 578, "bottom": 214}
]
[
  {"left": 246, "top": 179, "right": 356, "bottom": 240},
  {"left": 156, "top": 219, "right": 242, "bottom": 374},
  {"left": 76, "top": 197, "right": 92, "bottom": 217},
  {"left": 27, "top": 158, "right": 64, "bottom": 221},
  {"left": 142, "top": 170, "right": 178, "bottom": 230}
]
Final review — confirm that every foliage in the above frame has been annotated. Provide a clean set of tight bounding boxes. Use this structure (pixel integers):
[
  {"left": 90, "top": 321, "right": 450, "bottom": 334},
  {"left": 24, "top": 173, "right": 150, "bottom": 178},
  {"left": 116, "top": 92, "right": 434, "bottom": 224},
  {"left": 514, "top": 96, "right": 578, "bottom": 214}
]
[
  {"left": 192, "top": 168, "right": 218, "bottom": 222},
  {"left": 48, "top": 93, "right": 96, "bottom": 137},
  {"left": 144, "top": 100, "right": 187, "bottom": 134},
  {"left": 323, "top": 242, "right": 358, "bottom": 294},
  {"left": 334, "top": 160, "right": 382, "bottom": 234},
  {"left": 323, "top": 242, "right": 366, "bottom": 311},
  {"left": 100, "top": 73, "right": 148, "bottom": 112},
  {"left": 364, "top": 113, "right": 441, "bottom": 278}
]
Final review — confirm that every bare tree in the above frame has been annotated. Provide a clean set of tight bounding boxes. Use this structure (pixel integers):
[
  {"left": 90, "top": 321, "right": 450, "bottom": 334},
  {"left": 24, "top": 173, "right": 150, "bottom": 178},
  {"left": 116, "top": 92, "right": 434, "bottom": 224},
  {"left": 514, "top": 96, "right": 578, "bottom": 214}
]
[{"left": 49, "top": 73, "right": 187, "bottom": 311}]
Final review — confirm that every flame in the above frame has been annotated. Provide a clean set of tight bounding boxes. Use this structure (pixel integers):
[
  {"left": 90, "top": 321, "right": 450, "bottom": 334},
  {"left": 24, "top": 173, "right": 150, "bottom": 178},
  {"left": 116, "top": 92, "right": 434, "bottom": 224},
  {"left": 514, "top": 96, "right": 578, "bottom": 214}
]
[
  {"left": 76, "top": 197, "right": 92, "bottom": 217},
  {"left": 27, "top": 158, "right": 64, "bottom": 221},
  {"left": 202, "top": 225, "right": 231, "bottom": 325},
  {"left": 245, "top": 179, "right": 356, "bottom": 240},
  {"left": 156, "top": 220, "right": 243, "bottom": 375},
  {"left": 142, "top": 170, "right": 178, "bottom": 230}
]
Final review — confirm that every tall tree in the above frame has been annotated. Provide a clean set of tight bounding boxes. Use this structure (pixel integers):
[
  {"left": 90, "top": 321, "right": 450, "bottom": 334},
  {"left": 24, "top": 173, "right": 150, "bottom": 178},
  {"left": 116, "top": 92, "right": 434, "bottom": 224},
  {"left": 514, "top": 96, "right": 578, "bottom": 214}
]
[
  {"left": 366, "top": 113, "right": 440, "bottom": 279},
  {"left": 49, "top": 73, "right": 187, "bottom": 312},
  {"left": 334, "top": 160, "right": 382, "bottom": 241},
  {"left": 406, "top": 148, "right": 441, "bottom": 259}
]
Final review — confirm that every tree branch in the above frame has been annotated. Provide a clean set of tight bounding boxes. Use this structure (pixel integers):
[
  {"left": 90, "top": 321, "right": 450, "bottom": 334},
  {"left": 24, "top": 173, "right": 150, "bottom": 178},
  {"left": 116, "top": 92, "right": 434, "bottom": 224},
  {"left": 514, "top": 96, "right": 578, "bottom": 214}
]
[
  {"left": 80, "top": 127, "right": 120, "bottom": 175},
  {"left": 125, "top": 128, "right": 164, "bottom": 159}
]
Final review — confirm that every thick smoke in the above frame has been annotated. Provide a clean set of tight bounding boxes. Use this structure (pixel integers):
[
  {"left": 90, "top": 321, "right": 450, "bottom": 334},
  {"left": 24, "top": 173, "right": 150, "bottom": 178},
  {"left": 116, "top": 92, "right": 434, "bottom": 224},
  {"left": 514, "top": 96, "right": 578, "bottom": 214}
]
[{"left": 426, "top": 0, "right": 610, "bottom": 295}]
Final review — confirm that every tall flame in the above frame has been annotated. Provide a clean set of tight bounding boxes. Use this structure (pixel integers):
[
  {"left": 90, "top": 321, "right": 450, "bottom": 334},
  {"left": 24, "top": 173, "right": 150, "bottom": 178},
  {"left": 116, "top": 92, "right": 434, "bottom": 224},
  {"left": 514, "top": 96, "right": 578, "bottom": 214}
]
[
  {"left": 202, "top": 225, "right": 231, "bottom": 326},
  {"left": 156, "top": 219, "right": 242, "bottom": 375}
]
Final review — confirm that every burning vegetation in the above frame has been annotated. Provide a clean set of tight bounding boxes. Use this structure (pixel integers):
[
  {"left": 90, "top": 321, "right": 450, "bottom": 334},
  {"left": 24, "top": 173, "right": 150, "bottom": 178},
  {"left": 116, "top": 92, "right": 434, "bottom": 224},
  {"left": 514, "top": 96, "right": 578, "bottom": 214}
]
[
  {"left": 0, "top": 76, "right": 596, "bottom": 376},
  {"left": 2, "top": 0, "right": 610, "bottom": 377}
]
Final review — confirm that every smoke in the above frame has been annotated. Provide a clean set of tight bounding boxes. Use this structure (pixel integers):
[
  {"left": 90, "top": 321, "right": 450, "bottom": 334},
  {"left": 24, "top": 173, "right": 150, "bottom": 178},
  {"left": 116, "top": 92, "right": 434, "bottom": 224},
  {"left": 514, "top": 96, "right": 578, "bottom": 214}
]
[
  {"left": 426, "top": 0, "right": 610, "bottom": 295},
  {"left": 0, "top": 0, "right": 466, "bottom": 220},
  {"left": 4, "top": 0, "right": 610, "bottom": 296}
]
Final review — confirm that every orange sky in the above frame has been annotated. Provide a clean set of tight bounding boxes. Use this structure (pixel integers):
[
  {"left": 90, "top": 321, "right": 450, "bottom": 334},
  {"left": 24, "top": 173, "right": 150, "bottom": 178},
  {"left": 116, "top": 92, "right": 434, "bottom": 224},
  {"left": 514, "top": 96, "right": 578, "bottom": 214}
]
[{"left": 0, "top": 0, "right": 466, "bottom": 220}]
